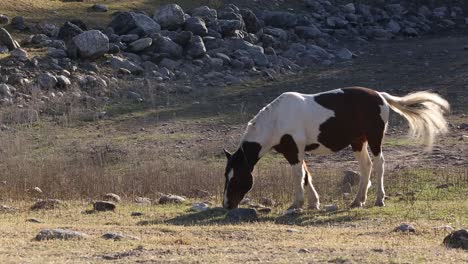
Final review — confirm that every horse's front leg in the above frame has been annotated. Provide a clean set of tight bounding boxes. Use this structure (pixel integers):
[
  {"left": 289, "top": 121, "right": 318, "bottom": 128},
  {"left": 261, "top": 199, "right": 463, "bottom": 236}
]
[{"left": 288, "top": 162, "right": 305, "bottom": 209}]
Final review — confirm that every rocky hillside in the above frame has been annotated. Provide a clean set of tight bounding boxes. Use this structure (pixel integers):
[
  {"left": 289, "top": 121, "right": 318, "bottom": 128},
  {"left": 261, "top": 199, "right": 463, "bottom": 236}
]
[{"left": 0, "top": 0, "right": 465, "bottom": 120}]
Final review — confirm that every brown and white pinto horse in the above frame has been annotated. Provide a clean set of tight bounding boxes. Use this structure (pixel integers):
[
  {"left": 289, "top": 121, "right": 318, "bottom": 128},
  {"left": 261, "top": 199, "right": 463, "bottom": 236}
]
[{"left": 222, "top": 87, "right": 449, "bottom": 210}]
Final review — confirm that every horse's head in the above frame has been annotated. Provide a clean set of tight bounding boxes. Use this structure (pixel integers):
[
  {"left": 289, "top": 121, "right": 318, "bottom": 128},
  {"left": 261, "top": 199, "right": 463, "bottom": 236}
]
[{"left": 222, "top": 148, "right": 254, "bottom": 209}]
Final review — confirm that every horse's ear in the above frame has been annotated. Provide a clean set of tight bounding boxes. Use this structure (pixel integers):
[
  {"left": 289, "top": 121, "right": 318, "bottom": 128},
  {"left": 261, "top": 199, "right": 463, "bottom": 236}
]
[{"left": 223, "top": 148, "right": 232, "bottom": 159}]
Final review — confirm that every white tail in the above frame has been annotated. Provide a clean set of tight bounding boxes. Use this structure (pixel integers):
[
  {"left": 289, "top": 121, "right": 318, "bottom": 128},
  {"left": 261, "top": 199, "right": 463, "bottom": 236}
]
[{"left": 380, "top": 91, "right": 450, "bottom": 150}]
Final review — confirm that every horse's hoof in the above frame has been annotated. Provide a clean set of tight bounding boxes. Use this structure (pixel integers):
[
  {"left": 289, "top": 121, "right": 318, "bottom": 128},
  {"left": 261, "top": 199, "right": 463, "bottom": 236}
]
[
  {"left": 350, "top": 201, "right": 363, "bottom": 208},
  {"left": 308, "top": 204, "right": 320, "bottom": 210},
  {"left": 374, "top": 200, "right": 385, "bottom": 207}
]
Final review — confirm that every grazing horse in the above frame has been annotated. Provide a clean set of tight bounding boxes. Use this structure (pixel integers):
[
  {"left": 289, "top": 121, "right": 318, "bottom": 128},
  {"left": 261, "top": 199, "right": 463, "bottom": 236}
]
[{"left": 222, "top": 87, "right": 449, "bottom": 210}]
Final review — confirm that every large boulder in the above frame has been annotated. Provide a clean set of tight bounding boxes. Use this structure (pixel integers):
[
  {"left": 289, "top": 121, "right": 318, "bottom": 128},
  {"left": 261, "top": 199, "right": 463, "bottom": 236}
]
[
  {"left": 11, "top": 16, "right": 26, "bottom": 31},
  {"left": 186, "top": 35, "right": 206, "bottom": 58},
  {"left": 0, "top": 28, "right": 20, "bottom": 50},
  {"left": 184, "top": 17, "right": 208, "bottom": 36},
  {"left": 295, "top": 25, "right": 321, "bottom": 39},
  {"left": 109, "top": 12, "right": 160, "bottom": 36},
  {"left": 129, "top": 37, "right": 152, "bottom": 52},
  {"left": 37, "top": 73, "right": 57, "bottom": 89},
  {"left": 154, "top": 4, "right": 186, "bottom": 30},
  {"left": 68, "top": 30, "right": 109, "bottom": 60},
  {"left": 218, "top": 19, "right": 244, "bottom": 37}
]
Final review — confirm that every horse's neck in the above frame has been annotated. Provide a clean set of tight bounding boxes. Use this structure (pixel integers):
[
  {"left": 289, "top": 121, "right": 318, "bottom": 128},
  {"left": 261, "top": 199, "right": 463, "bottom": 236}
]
[
  {"left": 238, "top": 141, "right": 262, "bottom": 172},
  {"left": 240, "top": 117, "right": 276, "bottom": 164}
]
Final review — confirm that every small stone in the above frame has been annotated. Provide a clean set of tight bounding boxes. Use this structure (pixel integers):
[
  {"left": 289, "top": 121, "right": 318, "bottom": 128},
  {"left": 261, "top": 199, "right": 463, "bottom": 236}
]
[
  {"left": 0, "top": 205, "right": 17, "bottom": 213},
  {"left": 393, "top": 223, "right": 415, "bottom": 233},
  {"left": 31, "top": 199, "right": 62, "bottom": 210},
  {"left": 190, "top": 202, "right": 210, "bottom": 212},
  {"left": 93, "top": 201, "right": 116, "bottom": 212},
  {"left": 35, "top": 229, "right": 89, "bottom": 241},
  {"left": 26, "top": 218, "right": 43, "bottom": 223},
  {"left": 0, "top": 15, "right": 8, "bottom": 25},
  {"left": 298, "top": 248, "right": 310, "bottom": 253},
  {"left": 226, "top": 208, "right": 258, "bottom": 222},
  {"left": 32, "top": 187, "right": 43, "bottom": 194},
  {"left": 91, "top": 4, "right": 108, "bottom": 12},
  {"left": 191, "top": 189, "right": 210, "bottom": 198},
  {"left": 287, "top": 228, "right": 300, "bottom": 233},
  {"left": 257, "top": 207, "right": 272, "bottom": 214},
  {"left": 131, "top": 212, "right": 143, "bottom": 217},
  {"left": 436, "top": 183, "right": 454, "bottom": 189},
  {"left": 324, "top": 204, "right": 338, "bottom": 212},
  {"left": 102, "top": 232, "right": 140, "bottom": 241},
  {"left": 443, "top": 229, "right": 468, "bottom": 249},
  {"left": 432, "top": 225, "right": 454, "bottom": 232},
  {"left": 103, "top": 193, "right": 121, "bottom": 203},
  {"left": 259, "top": 197, "right": 275, "bottom": 207},
  {"left": 159, "top": 194, "right": 186, "bottom": 204},
  {"left": 129, "top": 38, "right": 152, "bottom": 52},
  {"left": 343, "top": 170, "right": 360, "bottom": 186},
  {"left": 336, "top": 48, "right": 353, "bottom": 60},
  {"left": 37, "top": 72, "right": 57, "bottom": 89}
]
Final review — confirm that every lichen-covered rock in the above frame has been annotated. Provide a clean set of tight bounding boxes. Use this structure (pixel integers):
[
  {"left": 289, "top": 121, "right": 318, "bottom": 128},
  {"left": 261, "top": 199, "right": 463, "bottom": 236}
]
[
  {"left": 68, "top": 30, "right": 109, "bottom": 60},
  {"left": 103, "top": 193, "right": 121, "bottom": 203},
  {"left": 31, "top": 199, "right": 62, "bottom": 210},
  {"left": 158, "top": 194, "right": 186, "bottom": 204},
  {"left": 102, "top": 232, "right": 140, "bottom": 241},
  {"left": 35, "top": 229, "right": 89, "bottom": 241}
]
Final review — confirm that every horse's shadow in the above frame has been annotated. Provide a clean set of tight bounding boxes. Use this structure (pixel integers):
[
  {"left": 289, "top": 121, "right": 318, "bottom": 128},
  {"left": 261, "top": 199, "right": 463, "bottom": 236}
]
[{"left": 148, "top": 207, "right": 359, "bottom": 227}]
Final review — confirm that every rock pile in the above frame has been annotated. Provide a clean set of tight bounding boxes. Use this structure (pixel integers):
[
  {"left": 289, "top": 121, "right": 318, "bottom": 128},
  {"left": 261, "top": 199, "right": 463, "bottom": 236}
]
[{"left": 0, "top": 1, "right": 465, "bottom": 110}]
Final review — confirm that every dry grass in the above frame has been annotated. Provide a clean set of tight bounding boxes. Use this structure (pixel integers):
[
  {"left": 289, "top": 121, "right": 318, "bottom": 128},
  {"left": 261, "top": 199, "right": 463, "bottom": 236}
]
[{"left": 0, "top": 198, "right": 467, "bottom": 263}]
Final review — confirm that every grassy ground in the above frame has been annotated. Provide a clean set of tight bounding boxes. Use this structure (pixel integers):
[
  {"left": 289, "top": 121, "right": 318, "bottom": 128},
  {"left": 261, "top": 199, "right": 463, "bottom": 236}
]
[{"left": 0, "top": 185, "right": 467, "bottom": 264}]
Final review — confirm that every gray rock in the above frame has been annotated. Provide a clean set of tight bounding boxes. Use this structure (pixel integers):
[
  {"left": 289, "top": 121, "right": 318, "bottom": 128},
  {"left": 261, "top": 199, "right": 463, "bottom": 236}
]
[
  {"left": 0, "top": 28, "right": 20, "bottom": 50},
  {"left": 263, "top": 27, "right": 288, "bottom": 42},
  {"left": 336, "top": 48, "right": 353, "bottom": 60},
  {"left": 26, "top": 218, "right": 43, "bottom": 223},
  {"left": 387, "top": 20, "right": 401, "bottom": 34},
  {"left": 343, "top": 3, "right": 356, "bottom": 13},
  {"left": 295, "top": 25, "right": 321, "bottom": 39},
  {"left": 393, "top": 223, "right": 416, "bottom": 233},
  {"left": 324, "top": 204, "right": 338, "bottom": 212},
  {"left": 191, "top": 6, "right": 217, "bottom": 25},
  {"left": 120, "top": 34, "right": 139, "bottom": 43},
  {"left": 154, "top": 36, "right": 183, "bottom": 59},
  {"left": 343, "top": 170, "right": 360, "bottom": 186},
  {"left": 283, "top": 208, "right": 304, "bottom": 216},
  {"left": 433, "top": 7, "right": 448, "bottom": 18},
  {"left": 35, "top": 21, "right": 59, "bottom": 37},
  {"left": 154, "top": 4, "right": 186, "bottom": 30},
  {"left": 403, "top": 27, "right": 418, "bottom": 37},
  {"left": 109, "top": 12, "right": 160, "bottom": 36},
  {"left": 10, "top": 48, "right": 28, "bottom": 60},
  {"left": 218, "top": 19, "right": 243, "bottom": 36},
  {"left": 226, "top": 208, "right": 258, "bottom": 222},
  {"left": 326, "top": 16, "right": 348, "bottom": 28},
  {"left": 0, "top": 205, "right": 17, "bottom": 213},
  {"left": 56, "top": 75, "right": 71, "bottom": 89},
  {"left": 184, "top": 17, "right": 208, "bottom": 36},
  {"left": 240, "top": 8, "right": 260, "bottom": 33},
  {"left": 0, "top": 15, "right": 9, "bottom": 25},
  {"left": 11, "top": 16, "right": 26, "bottom": 30},
  {"left": 260, "top": 197, "right": 275, "bottom": 207},
  {"left": 102, "top": 232, "right": 140, "bottom": 241},
  {"left": 103, "top": 193, "right": 121, "bottom": 203},
  {"left": 91, "top": 4, "right": 108, "bottom": 12},
  {"left": 131, "top": 212, "right": 143, "bottom": 216},
  {"left": 190, "top": 202, "right": 210, "bottom": 212},
  {"left": 443, "top": 229, "right": 468, "bottom": 249},
  {"left": 129, "top": 38, "right": 152, "bottom": 52},
  {"left": 58, "top": 22, "right": 84, "bottom": 42},
  {"left": 47, "top": 48, "right": 68, "bottom": 58},
  {"left": 31, "top": 199, "right": 62, "bottom": 210},
  {"left": 159, "top": 194, "right": 186, "bottom": 204},
  {"left": 93, "top": 201, "right": 116, "bottom": 212},
  {"left": 159, "top": 58, "right": 181, "bottom": 71},
  {"left": 35, "top": 229, "right": 89, "bottom": 241},
  {"left": 68, "top": 30, "right": 109, "bottom": 60},
  {"left": 186, "top": 35, "right": 206, "bottom": 58},
  {"left": 135, "top": 197, "right": 151, "bottom": 205},
  {"left": 0, "top": 84, "right": 12, "bottom": 97},
  {"left": 37, "top": 73, "right": 57, "bottom": 89},
  {"left": 263, "top": 11, "right": 298, "bottom": 28}
]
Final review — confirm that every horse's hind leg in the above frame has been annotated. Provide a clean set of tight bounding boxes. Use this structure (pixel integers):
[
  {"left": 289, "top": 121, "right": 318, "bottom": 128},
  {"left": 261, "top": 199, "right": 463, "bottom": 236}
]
[
  {"left": 351, "top": 142, "right": 372, "bottom": 208},
  {"left": 372, "top": 153, "right": 385, "bottom": 206},
  {"left": 303, "top": 161, "right": 320, "bottom": 210}
]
